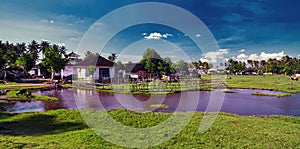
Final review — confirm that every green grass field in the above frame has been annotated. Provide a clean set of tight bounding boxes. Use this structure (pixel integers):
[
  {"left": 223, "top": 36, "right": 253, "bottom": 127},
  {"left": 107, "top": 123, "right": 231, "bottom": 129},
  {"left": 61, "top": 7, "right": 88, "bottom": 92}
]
[
  {"left": 226, "top": 75, "right": 300, "bottom": 93},
  {"left": 6, "top": 91, "right": 58, "bottom": 101},
  {"left": 0, "top": 109, "right": 299, "bottom": 148},
  {"left": 252, "top": 92, "right": 291, "bottom": 98}
]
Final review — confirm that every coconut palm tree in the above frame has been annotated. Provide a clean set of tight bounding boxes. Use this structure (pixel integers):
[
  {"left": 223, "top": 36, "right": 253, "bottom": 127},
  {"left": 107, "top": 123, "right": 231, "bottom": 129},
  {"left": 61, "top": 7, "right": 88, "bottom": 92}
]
[
  {"left": 15, "top": 42, "right": 27, "bottom": 56},
  {"left": 28, "top": 40, "right": 40, "bottom": 65},
  {"left": 108, "top": 52, "right": 117, "bottom": 62},
  {"left": 39, "top": 40, "right": 50, "bottom": 58}
]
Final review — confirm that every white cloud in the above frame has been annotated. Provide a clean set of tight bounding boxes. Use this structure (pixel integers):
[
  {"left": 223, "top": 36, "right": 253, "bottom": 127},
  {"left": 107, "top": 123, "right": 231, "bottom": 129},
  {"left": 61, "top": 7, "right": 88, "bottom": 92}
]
[
  {"left": 142, "top": 33, "right": 147, "bottom": 36},
  {"left": 200, "top": 49, "right": 229, "bottom": 63},
  {"left": 195, "top": 34, "right": 201, "bottom": 37},
  {"left": 40, "top": 19, "right": 54, "bottom": 24},
  {"left": 239, "top": 49, "right": 245, "bottom": 53},
  {"left": 236, "top": 51, "right": 286, "bottom": 62},
  {"left": 69, "top": 37, "right": 79, "bottom": 41},
  {"left": 236, "top": 53, "right": 248, "bottom": 60},
  {"left": 144, "top": 32, "right": 172, "bottom": 40},
  {"left": 218, "top": 35, "right": 243, "bottom": 44}
]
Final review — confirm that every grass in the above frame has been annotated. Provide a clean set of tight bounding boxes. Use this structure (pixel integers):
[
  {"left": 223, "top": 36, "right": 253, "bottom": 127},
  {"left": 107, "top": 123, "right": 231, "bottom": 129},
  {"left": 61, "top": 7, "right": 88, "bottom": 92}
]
[
  {"left": 0, "top": 84, "right": 48, "bottom": 91},
  {"left": 62, "top": 84, "right": 74, "bottom": 88},
  {"left": 252, "top": 92, "right": 292, "bottom": 98},
  {"left": 226, "top": 75, "right": 300, "bottom": 93},
  {"left": 5, "top": 91, "right": 58, "bottom": 101},
  {"left": 0, "top": 109, "right": 299, "bottom": 148},
  {"left": 150, "top": 104, "right": 169, "bottom": 109}
]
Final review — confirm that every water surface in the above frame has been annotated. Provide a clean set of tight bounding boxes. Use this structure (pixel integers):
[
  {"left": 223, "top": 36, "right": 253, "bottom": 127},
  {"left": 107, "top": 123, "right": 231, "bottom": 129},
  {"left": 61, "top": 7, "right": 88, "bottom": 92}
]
[{"left": 0, "top": 88, "right": 299, "bottom": 116}]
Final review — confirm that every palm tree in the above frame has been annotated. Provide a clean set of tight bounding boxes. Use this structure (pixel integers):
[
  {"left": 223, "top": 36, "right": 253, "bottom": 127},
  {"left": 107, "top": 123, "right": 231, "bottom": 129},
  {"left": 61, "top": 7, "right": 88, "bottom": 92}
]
[
  {"left": 28, "top": 40, "right": 40, "bottom": 65},
  {"left": 39, "top": 40, "right": 50, "bottom": 58},
  {"left": 253, "top": 60, "right": 259, "bottom": 70},
  {"left": 16, "top": 42, "right": 27, "bottom": 56},
  {"left": 247, "top": 60, "right": 254, "bottom": 68},
  {"left": 259, "top": 60, "right": 266, "bottom": 73},
  {"left": 108, "top": 53, "right": 117, "bottom": 62},
  {"left": 59, "top": 45, "right": 67, "bottom": 56}
]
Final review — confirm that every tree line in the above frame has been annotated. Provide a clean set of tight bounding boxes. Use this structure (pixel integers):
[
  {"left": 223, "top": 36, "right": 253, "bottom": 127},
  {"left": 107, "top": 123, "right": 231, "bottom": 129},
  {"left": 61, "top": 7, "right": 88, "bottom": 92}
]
[
  {"left": 0, "top": 40, "right": 69, "bottom": 80},
  {"left": 115, "top": 48, "right": 212, "bottom": 77},
  {"left": 225, "top": 55, "right": 300, "bottom": 75}
]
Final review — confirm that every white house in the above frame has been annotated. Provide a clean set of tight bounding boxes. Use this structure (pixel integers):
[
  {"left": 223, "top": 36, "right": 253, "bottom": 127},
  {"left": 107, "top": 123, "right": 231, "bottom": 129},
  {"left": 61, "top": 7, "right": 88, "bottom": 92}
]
[{"left": 73, "top": 55, "right": 115, "bottom": 83}]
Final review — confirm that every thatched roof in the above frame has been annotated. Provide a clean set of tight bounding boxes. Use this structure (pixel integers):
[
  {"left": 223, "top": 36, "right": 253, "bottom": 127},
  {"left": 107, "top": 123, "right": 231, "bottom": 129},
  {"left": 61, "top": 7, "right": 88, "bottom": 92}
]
[
  {"left": 125, "top": 62, "right": 146, "bottom": 73},
  {"left": 74, "top": 55, "right": 114, "bottom": 67}
]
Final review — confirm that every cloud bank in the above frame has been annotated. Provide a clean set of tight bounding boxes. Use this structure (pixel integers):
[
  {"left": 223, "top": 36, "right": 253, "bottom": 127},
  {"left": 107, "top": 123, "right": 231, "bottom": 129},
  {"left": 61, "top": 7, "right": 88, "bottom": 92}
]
[
  {"left": 144, "top": 32, "right": 172, "bottom": 40},
  {"left": 236, "top": 51, "right": 286, "bottom": 62}
]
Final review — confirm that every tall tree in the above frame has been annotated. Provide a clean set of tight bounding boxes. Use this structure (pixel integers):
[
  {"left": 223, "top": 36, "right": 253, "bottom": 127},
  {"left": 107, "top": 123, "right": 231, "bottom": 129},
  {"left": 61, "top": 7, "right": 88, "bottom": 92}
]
[
  {"left": 15, "top": 42, "right": 27, "bottom": 56},
  {"left": 141, "top": 48, "right": 163, "bottom": 75},
  {"left": 174, "top": 60, "right": 189, "bottom": 72},
  {"left": 39, "top": 40, "right": 50, "bottom": 58},
  {"left": 247, "top": 60, "right": 254, "bottom": 68},
  {"left": 41, "top": 46, "right": 68, "bottom": 80},
  {"left": 28, "top": 40, "right": 40, "bottom": 65},
  {"left": 16, "top": 52, "right": 34, "bottom": 72}
]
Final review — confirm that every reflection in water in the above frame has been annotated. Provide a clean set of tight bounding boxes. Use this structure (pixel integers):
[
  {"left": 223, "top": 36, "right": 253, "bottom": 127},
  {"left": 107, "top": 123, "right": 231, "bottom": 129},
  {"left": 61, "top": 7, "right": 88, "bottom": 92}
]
[
  {"left": 0, "top": 88, "right": 299, "bottom": 116},
  {"left": 7, "top": 101, "right": 45, "bottom": 113}
]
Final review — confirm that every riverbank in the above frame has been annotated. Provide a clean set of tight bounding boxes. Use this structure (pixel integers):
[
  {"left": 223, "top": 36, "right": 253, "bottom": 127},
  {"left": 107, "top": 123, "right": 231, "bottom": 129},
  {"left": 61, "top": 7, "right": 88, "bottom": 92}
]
[
  {"left": 5, "top": 91, "right": 58, "bottom": 101},
  {"left": 0, "top": 109, "right": 298, "bottom": 148},
  {"left": 0, "top": 82, "right": 54, "bottom": 90},
  {"left": 1, "top": 74, "right": 299, "bottom": 95},
  {"left": 226, "top": 75, "right": 300, "bottom": 93}
]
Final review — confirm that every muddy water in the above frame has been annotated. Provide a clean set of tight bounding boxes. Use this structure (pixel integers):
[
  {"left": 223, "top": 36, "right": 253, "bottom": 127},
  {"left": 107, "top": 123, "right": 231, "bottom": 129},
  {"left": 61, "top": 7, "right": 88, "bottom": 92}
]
[{"left": 0, "top": 88, "right": 299, "bottom": 116}]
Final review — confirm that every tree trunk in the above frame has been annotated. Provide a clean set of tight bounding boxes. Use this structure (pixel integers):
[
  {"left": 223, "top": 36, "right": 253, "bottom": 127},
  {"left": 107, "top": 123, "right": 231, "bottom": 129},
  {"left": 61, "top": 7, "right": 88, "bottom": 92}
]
[{"left": 50, "top": 67, "right": 54, "bottom": 82}]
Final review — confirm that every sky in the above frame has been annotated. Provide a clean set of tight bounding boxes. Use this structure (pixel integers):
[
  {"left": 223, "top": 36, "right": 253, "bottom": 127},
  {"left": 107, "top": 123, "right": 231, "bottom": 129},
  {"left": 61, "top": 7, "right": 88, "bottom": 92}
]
[{"left": 0, "top": 0, "right": 299, "bottom": 64}]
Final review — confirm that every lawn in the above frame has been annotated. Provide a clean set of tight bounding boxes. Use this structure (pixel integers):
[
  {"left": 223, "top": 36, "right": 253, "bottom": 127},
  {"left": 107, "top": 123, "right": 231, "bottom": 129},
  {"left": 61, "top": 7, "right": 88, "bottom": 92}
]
[
  {"left": 226, "top": 75, "right": 300, "bottom": 93},
  {"left": 5, "top": 91, "right": 58, "bottom": 101},
  {"left": 0, "top": 109, "right": 299, "bottom": 148},
  {"left": 252, "top": 92, "right": 291, "bottom": 98},
  {"left": 0, "top": 83, "right": 50, "bottom": 91}
]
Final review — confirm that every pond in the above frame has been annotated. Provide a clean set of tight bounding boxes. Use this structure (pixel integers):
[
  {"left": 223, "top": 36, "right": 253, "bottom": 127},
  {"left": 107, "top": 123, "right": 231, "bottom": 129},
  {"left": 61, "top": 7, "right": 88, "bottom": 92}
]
[{"left": 0, "top": 88, "right": 299, "bottom": 116}]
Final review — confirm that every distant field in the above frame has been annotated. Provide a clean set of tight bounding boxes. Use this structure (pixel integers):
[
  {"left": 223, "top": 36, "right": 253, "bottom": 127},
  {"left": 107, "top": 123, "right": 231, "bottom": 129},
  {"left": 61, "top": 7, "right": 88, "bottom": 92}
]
[
  {"left": 0, "top": 109, "right": 299, "bottom": 148},
  {"left": 226, "top": 75, "right": 300, "bottom": 93}
]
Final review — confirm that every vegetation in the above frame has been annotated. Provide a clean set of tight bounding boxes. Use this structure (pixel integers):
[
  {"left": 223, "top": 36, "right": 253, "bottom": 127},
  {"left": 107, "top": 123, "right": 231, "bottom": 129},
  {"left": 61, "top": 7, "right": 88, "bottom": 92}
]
[
  {"left": 192, "top": 60, "right": 212, "bottom": 70},
  {"left": 140, "top": 48, "right": 175, "bottom": 76},
  {"left": 0, "top": 109, "right": 298, "bottom": 148},
  {"left": 0, "top": 84, "right": 49, "bottom": 90},
  {"left": 226, "top": 75, "right": 300, "bottom": 93},
  {"left": 224, "top": 55, "right": 300, "bottom": 75},
  {"left": 0, "top": 40, "right": 69, "bottom": 81},
  {"left": 108, "top": 52, "right": 118, "bottom": 62},
  {"left": 6, "top": 91, "right": 58, "bottom": 101},
  {"left": 252, "top": 92, "right": 291, "bottom": 98},
  {"left": 41, "top": 45, "right": 69, "bottom": 80},
  {"left": 86, "top": 65, "right": 96, "bottom": 76},
  {"left": 150, "top": 104, "right": 169, "bottom": 109}
]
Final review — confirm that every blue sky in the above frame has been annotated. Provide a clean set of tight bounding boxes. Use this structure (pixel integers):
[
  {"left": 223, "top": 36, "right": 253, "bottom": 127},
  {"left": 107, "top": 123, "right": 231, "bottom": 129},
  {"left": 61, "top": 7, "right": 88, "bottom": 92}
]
[{"left": 0, "top": 0, "right": 299, "bottom": 63}]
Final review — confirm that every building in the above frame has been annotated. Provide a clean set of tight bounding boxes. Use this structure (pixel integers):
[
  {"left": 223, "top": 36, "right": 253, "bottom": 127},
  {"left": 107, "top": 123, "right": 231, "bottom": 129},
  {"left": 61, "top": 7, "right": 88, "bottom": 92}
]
[
  {"left": 61, "top": 52, "right": 81, "bottom": 81},
  {"left": 73, "top": 55, "right": 115, "bottom": 83},
  {"left": 125, "top": 62, "right": 148, "bottom": 79}
]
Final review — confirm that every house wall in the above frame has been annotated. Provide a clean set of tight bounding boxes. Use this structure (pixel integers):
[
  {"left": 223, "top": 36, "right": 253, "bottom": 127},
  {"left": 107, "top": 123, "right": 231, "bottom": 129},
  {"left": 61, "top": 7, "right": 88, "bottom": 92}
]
[
  {"left": 110, "top": 67, "right": 115, "bottom": 78},
  {"left": 75, "top": 67, "right": 86, "bottom": 79},
  {"left": 92, "top": 67, "right": 115, "bottom": 80},
  {"left": 74, "top": 66, "right": 115, "bottom": 80},
  {"left": 93, "top": 68, "right": 99, "bottom": 79}
]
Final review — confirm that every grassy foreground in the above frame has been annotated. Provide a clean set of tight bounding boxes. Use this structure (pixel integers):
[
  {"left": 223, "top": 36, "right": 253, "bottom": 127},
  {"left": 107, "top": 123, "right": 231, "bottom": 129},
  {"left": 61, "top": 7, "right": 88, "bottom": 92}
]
[
  {"left": 226, "top": 75, "right": 300, "bottom": 93},
  {"left": 0, "top": 109, "right": 299, "bottom": 148}
]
